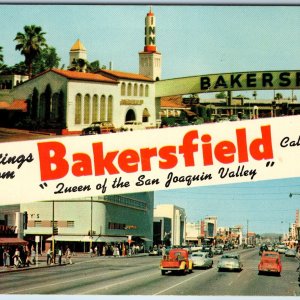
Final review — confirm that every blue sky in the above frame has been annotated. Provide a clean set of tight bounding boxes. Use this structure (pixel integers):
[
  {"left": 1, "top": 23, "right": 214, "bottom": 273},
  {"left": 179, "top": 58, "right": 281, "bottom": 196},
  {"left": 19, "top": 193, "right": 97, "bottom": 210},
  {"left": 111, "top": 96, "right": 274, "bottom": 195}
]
[{"left": 1, "top": 4, "right": 299, "bottom": 234}]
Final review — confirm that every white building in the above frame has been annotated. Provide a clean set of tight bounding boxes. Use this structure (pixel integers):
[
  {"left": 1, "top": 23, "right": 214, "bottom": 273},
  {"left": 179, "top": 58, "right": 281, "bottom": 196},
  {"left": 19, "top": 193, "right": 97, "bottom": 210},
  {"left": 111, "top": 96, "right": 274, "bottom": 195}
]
[
  {"left": 154, "top": 204, "right": 186, "bottom": 246},
  {"left": 1, "top": 8, "right": 161, "bottom": 134}
]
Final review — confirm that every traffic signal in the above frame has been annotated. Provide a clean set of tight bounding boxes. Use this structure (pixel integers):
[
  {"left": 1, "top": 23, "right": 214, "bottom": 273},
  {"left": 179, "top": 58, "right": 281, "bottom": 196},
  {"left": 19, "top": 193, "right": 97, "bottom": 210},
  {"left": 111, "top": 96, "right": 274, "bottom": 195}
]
[
  {"left": 53, "top": 227, "right": 58, "bottom": 235},
  {"left": 23, "top": 211, "right": 28, "bottom": 230}
]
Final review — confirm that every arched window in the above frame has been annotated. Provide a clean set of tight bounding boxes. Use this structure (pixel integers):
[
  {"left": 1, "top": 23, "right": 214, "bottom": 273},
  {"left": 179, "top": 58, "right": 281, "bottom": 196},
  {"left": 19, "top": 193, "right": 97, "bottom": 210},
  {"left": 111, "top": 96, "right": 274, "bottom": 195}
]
[
  {"left": 145, "top": 85, "right": 149, "bottom": 97},
  {"left": 121, "top": 82, "right": 126, "bottom": 96},
  {"left": 100, "top": 95, "right": 106, "bottom": 121},
  {"left": 107, "top": 95, "right": 113, "bottom": 122},
  {"left": 125, "top": 109, "right": 136, "bottom": 122},
  {"left": 134, "top": 83, "right": 138, "bottom": 96},
  {"left": 127, "top": 83, "right": 132, "bottom": 96},
  {"left": 75, "top": 93, "right": 82, "bottom": 124},
  {"left": 51, "top": 93, "right": 60, "bottom": 120},
  {"left": 92, "top": 94, "right": 99, "bottom": 122},
  {"left": 142, "top": 108, "right": 150, "bottom": 123},
  {"left": 84, "top": 94, "right": 90, "bottom": 124},
  {"left": 139, "top": 84, "right": 144, "bottom": 97},
  {"left": 39, "top": 93, "right": 46, "bottom": 120}
]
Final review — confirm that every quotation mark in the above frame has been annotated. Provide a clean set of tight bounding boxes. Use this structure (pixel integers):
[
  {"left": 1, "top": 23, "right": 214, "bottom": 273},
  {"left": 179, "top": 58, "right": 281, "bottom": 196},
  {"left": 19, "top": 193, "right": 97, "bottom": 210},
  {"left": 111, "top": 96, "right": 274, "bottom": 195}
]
[
  {"left": 266, "top": 161, "right": 275, "bottom": 167},
  {"left": 39, "top": 182, "right": 48, "bottom": 189}
]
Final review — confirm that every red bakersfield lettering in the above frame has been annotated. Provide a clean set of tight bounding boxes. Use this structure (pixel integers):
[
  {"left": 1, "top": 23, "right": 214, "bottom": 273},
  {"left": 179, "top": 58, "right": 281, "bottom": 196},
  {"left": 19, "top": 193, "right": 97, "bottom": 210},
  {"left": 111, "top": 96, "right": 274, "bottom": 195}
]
[{"left": 37, "top": 125, "right": 274, "bottom": 181}]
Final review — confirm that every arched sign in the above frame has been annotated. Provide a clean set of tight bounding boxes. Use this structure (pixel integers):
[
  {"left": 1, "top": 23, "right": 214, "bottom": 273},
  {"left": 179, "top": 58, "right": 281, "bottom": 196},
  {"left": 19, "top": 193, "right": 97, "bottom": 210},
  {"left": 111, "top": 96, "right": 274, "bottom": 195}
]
[{"left": 155, "top": 70, "right": 300, "bottom": 97}]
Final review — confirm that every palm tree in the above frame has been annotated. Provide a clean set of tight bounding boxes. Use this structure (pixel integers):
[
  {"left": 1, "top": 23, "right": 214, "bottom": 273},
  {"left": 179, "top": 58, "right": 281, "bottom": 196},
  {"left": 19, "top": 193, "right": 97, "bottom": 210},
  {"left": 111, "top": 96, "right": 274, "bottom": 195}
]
[
  {"left": 14, "top": 25, "right": 47, "bottom": 78},
  {"left": 0, "top": 46, "right": 3, "bottom": 65}
]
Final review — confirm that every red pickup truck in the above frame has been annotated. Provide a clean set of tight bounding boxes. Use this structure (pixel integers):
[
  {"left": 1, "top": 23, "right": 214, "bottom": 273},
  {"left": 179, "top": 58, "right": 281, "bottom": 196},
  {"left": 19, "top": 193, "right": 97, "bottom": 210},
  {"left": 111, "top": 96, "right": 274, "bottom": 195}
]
[{"left": 160, "top": 248, "right": 193, "bottom": 275}]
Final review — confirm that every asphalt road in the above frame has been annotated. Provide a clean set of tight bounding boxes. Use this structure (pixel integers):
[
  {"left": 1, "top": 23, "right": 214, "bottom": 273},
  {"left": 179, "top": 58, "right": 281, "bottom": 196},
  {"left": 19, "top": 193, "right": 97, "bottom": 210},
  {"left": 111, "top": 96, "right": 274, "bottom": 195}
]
[{"left": 1, "top": 248, "right": 299, "bottom": 296}]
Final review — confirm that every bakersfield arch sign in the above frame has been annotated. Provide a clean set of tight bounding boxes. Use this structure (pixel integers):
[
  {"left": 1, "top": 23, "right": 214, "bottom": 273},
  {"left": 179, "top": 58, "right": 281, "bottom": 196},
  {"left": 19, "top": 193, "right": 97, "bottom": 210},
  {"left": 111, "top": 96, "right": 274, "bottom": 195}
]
[{"left": 155, "top": 70, "right": 300, "bottom": 97}]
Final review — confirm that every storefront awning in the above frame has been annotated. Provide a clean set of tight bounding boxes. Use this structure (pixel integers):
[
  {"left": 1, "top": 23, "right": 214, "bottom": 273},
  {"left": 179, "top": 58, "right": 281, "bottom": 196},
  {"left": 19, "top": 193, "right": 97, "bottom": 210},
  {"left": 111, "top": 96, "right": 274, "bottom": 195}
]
[
  {"left": 140, "top": 237, "right": 152, "bottom": 242},
  {"left": 46, "top": 235, "right": 127, "bottom": 243},
  {"left": 0, "top": 237, "right": 28, "bottom": 245}
]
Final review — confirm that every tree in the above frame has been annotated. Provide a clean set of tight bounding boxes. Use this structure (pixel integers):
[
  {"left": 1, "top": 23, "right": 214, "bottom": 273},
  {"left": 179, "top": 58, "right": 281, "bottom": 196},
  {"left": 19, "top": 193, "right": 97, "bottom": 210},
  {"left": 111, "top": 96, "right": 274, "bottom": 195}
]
[
  {"left": 275, "top": 92, "right": 283, "bottom": 100},
  {"left": 32, "top": 46, "right": 61, "bottom": 75},
  {"left": 215, "top": 91, "right": 227, "bottom": 99},
  {"left": 14, "top": 25, "right": 47, "bottom": 78},
  {"left": 68, "top": 58, "right": 88, "bottom": 72}
]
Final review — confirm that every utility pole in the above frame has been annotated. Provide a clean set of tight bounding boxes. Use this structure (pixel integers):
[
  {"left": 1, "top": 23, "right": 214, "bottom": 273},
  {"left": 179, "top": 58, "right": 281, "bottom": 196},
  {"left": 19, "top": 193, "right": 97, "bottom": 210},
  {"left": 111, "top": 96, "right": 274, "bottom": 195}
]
[{"left": 246, "top": 219, "right": 249, "bottom": 245}]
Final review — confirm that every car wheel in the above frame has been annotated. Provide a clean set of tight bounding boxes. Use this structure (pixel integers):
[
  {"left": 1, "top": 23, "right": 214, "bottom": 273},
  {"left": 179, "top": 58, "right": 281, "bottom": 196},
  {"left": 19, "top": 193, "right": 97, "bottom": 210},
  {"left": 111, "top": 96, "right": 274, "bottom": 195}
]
[{"left": 161, "top": 270, "right": 166, "bottom": 275}]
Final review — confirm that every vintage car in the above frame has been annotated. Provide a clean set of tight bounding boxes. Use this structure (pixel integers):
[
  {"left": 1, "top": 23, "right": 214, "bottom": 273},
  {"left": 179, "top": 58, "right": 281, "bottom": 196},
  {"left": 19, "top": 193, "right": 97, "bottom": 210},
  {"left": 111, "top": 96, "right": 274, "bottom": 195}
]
[
  {"left": 214, "top": 246, "right": 224, "bottom": 255},
  {"left": 285, "top": 248, "right": 297, "bottom": 257},
  {"left": 258, "top": 251, "right": 282, "bottom": 276},
  {"left": 120, "top": 121, "right": 145, "bottom": 131},
  {"left": 259, "top": 244, "right": 268, "bottom": 255},
  {"left": 200, "top": 245, "right": 214, "bottom": 258},
  {"left": 81, "top": 121, "right": 116, "bottom": 135},
  {"left": 217, "top": 253, "right": 243, "bottom": 272},
  {"left": 160, "top": 248, "right": 193, "bottom": 275},
  {"left": 191, "top": 252, "right": 213, "bottom": 269},
  {"left": 276, "top": 245, "right": 288, "bottom": 254}
]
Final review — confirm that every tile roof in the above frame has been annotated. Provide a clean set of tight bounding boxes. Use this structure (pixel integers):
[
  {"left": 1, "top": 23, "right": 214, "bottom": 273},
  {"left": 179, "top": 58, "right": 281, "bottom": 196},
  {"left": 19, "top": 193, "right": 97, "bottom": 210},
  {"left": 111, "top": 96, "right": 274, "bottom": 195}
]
[
  {"left": 161, "top": 95, "right": 187, "bottom": 108},
  {"left": 97, "top": 69, "right": 153, "bottom": 82},
  {"left": 51, "top": 69, "right": 118, "bottom": 84},
  {"left": 0, "top": 101, "right": 10, "bottom": 109},
  {"left": 9, "top": 99, "right": 27, "bottom": 112}
]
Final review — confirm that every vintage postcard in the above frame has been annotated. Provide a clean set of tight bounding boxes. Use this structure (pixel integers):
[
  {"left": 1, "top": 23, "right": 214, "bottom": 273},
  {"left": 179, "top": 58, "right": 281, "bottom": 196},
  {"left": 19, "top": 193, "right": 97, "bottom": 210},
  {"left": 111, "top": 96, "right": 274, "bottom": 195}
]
[{"left": 0, "top": 2, "right": 299, "bottom": 298}]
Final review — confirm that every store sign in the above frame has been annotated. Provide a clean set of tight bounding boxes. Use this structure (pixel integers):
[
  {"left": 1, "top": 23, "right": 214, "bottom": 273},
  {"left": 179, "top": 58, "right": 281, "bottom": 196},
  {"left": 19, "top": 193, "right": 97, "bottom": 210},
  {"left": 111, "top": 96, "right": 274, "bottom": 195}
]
[
  {"left": 120, "top": 99, "right": 144, "bottom": 105},
  {"left": 155, "top": 70, "right": 300, "bottom": 97}
]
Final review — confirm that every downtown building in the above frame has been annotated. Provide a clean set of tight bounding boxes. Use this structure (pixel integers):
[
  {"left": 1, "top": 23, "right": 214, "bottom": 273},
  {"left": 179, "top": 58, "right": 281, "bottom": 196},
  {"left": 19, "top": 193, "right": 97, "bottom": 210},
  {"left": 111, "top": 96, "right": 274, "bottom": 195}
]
[{"left": 0, "top": 8, "right": 161, "bottom": 252}]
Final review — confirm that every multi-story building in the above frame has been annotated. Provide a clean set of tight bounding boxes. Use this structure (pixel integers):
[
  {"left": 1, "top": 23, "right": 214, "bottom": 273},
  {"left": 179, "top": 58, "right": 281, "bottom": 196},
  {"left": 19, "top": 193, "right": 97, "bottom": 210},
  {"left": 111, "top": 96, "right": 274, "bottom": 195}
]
[{"left": 154, "top": 204, "right": 186, "bottom": 246}]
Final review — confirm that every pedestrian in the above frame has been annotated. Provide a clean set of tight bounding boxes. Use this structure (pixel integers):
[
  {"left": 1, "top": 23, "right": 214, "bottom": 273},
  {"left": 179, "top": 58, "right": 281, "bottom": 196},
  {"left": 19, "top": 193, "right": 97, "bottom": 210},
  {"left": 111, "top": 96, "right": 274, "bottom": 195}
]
[
  {"left": 94, "top": 246, "right": 98, "bottom": 256},
  {"left": 90, "top": 247, "right": 94, "bottom": 257},
  {"left": 13, "top": 248, "right": 21, "bottom": 268},
  {"left": 31, "top": 246, "right": 36, "bottom": 265},
  {"left": 46, "top": 248, "right": 52, "bottom": 265},
  {"left": 102, "top": 245, "right": 106, "bottom": 256},
  {"left": 5, "top": 249, "right": 10, "bottom": 267},
  {"left": 2, "top": 248, "right": 7, "bottom": 267},
  {"left": 58, "top": 247, "right": 62, "bottom": 265},
  {"left": 65, "top": 247, "right": 72, "bottom": 264}
]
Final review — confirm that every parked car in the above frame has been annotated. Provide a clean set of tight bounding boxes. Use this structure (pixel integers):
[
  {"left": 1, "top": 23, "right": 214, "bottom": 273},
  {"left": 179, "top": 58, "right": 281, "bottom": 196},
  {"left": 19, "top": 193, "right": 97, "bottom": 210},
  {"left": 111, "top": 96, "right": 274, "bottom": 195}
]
[
  {"left": 214, "top": 246, "right": 224, "bottom": 255},
  {"left": 120, "top": 121, "right": 145, "bottom": 131},
  {"left": 276, "top": 245, "right": 288, "bottom": 254},
  {"left": 191, "top": 252, "right": 213, "bottom": 269},
  {"left": 160, "top": 248, "right": 193, "bottom": 275},
  {"left": 258, "top": 251, "right": 282, "bottom": 276},
  {"left": 217, "top": 253, "right": 243, "bottom": 272},
  {"left": 149, "top": 246, "right": 162, "bottom": 256},
  {"left": 201, "top": 246, "right": 214, "bottom": 258},
  {"left": 81, "top": 121, "right": 116, "bottom": 135},
  {"left": 285, "top": 248, "right": 297, "bottom": 257}
]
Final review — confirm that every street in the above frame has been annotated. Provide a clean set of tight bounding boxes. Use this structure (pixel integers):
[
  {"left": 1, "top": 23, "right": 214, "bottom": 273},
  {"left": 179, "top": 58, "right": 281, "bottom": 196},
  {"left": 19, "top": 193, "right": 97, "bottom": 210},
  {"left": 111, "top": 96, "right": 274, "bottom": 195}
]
[{"left": 0, "top": 248, "right": 299, "bottom": 296}]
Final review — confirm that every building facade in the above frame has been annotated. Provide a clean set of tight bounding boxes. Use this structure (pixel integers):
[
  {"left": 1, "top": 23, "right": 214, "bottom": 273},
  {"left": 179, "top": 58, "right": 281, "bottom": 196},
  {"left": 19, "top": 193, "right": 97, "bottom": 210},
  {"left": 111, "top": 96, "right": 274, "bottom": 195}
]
[{"left": 154, "top": 204, "right": 186, "bottom": 246}]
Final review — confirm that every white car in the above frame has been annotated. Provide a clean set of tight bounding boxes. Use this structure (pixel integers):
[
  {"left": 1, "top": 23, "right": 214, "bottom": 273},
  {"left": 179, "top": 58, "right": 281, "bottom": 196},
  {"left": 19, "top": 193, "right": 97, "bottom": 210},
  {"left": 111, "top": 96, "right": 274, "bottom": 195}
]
[
  {"left": 120, "top": 121, "right": 145, "bottom": 131},
  {"left": 191, "top": 252, "right": 213, "bottom": 269},
  {"left": 217, "top": 253, "right": 243, "bottom": 272}
]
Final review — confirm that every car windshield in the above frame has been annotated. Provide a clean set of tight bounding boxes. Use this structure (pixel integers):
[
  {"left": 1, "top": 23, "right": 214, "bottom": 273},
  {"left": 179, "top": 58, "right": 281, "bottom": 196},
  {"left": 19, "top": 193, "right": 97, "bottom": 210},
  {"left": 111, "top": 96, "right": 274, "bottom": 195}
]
[
  {"left": 192, "top": 253, "right": 204, "bottom": 257},
  {"left": 263, "top": 253, "right": 277, "bottom": 258}
]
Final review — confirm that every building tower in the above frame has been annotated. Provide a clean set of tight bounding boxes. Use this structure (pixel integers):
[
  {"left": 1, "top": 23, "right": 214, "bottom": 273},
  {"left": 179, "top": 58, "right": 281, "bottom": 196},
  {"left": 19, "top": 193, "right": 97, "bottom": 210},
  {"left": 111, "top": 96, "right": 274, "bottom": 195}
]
[
  {"left": 69, "top": 39, "right": 87, "bottom": 68},
  {"left": 139, "top": 8, "right": 162, "bottom": 81}
]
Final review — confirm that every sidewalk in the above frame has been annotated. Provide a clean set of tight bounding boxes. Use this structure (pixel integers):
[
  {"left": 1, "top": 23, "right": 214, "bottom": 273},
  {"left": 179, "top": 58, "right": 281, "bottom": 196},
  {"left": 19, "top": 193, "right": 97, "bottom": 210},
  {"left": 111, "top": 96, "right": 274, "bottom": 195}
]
[{"left": 0, "top": 252, "right": 149, "bottom": 273}]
